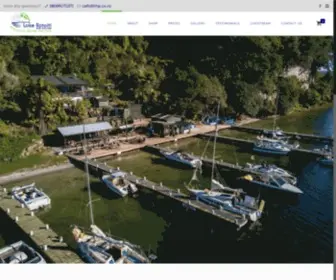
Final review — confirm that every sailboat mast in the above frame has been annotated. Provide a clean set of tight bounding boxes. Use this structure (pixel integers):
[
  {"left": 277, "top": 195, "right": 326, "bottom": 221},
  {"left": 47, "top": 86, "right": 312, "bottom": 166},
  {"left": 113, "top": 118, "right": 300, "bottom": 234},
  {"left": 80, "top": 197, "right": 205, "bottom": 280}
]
[
  {"left": 272, "top": 92, "right": 279, "bottom": 132},
  {"left": 211, "top": 102, "right": 220, "bottom": 181},
  {"left": 83, "top": 124, "right": 95, "bottom": 226}
]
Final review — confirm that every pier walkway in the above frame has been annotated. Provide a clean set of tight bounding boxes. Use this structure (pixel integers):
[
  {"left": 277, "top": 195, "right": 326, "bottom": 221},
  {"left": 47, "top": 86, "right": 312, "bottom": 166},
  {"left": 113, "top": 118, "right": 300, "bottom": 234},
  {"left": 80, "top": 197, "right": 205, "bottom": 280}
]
[
  {"left": 143, "top": 145, "right": 263, "bottom": 176},
  {"left": 230, "top": 125, "right": 333, "bottom": 144},
  {"left": 197, "top": 134, "right": 329, "bottom": 157},
  {"left": 68, "top": 155, "right": 253, "bottom": 230},
  {"left": 0, "top": 187, "right": 84, "bottom": 264}
]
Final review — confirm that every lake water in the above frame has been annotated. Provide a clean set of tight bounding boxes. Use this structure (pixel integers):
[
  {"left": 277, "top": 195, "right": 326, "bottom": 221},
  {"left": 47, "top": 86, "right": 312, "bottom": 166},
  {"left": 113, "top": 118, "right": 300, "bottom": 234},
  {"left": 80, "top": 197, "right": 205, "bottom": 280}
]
[{"left": 1, "top": 106, "right": 333, "bottom": 263}]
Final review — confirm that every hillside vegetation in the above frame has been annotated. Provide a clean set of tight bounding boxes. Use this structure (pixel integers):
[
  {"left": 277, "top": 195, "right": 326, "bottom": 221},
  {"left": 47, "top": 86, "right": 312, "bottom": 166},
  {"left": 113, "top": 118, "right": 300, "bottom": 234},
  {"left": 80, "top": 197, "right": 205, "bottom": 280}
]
[{"left": 0, "top": 37, "right": 333, "bottom": 165}]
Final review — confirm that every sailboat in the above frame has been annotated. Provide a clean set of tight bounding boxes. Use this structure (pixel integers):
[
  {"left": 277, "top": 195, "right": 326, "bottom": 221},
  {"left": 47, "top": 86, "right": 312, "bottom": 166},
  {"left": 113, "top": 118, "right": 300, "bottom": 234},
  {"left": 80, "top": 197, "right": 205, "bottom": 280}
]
[
  {"left": 71, "top": 124, "right": 153, "bottom": 264},
  {"left": 186, "top": 103, "right": 264, "bottom": 223}
]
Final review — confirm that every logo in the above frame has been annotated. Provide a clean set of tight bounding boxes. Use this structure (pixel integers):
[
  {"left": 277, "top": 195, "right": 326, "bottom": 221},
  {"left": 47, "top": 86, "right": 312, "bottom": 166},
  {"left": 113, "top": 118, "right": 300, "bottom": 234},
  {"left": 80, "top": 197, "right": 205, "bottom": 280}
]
[
  {"left": 317, "top": 18, "right": 326, "bottom": 26},
  {"left": 11, "top": 12, "right": 52, "bottom": 32}
]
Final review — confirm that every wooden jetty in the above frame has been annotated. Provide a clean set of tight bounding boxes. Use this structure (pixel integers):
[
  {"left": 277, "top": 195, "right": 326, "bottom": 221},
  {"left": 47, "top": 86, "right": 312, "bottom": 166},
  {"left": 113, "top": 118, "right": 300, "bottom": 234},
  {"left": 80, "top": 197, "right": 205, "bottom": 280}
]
[
  {"left": 68, "top": 155, "right": 260, "bottom": 230},
  {"left": 0, "top": 187, "right": 84, "bottom": 264},
  {"left": 197, "top": 134, "right": 329, "bottom": 157},
  {"left": 230, "top": 125, "right": 333, "bottom": 144},
  {"left": 143, "top": 145, "right": 264, "bottom": 176}
]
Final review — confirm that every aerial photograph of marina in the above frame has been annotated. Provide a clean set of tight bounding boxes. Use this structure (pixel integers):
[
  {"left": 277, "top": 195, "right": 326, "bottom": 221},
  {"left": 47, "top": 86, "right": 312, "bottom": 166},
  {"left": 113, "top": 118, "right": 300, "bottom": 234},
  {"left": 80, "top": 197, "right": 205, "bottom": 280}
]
[{"left": 0, "top": 36, "right": 333, "bottom": 264}]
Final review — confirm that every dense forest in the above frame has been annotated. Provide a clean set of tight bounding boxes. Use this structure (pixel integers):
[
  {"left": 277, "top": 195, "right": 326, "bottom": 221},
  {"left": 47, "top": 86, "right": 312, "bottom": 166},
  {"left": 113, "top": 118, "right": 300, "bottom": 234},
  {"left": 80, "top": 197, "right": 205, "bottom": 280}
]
[{"left": 0, "top": 36, "right": 333, "bottom": 161}]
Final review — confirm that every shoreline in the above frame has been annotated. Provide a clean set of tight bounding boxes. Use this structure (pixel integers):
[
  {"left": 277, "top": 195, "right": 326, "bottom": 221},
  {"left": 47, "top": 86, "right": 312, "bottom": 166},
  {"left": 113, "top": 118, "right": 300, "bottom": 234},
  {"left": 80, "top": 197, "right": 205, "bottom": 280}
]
[{"left": 0, "top": 118, "right": 258, "bottom": 185}]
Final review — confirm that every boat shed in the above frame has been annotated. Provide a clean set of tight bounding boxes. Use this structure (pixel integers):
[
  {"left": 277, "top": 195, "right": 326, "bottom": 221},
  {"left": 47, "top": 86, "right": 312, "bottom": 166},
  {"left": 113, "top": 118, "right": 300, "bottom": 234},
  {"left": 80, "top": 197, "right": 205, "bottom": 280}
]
[
  {"left": 57, "top": 122, "right": 112, "bottom": 147},
  {"left": 149, "top": 114, "right": 184, "bottom": 137}
]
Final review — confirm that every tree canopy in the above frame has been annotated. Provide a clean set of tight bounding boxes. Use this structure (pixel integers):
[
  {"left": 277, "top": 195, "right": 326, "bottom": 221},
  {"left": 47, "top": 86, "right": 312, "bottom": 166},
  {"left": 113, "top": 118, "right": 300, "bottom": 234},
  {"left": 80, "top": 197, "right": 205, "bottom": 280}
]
[{"left": 0, "top": 36, "right": 333, "bottom": 135}]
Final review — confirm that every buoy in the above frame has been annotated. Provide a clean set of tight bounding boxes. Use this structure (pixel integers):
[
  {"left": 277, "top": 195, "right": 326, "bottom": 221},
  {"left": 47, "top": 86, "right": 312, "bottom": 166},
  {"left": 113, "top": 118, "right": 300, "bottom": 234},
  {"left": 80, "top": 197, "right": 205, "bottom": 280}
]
[{"left": 117, "top": 151, "right": 121, "bottom": 155}]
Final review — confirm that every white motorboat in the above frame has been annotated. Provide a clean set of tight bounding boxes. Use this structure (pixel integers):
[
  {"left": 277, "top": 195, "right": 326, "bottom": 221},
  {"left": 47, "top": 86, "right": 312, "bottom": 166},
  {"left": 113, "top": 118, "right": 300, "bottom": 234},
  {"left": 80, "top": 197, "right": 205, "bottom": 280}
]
[
  {"left": 101, "top": 171, "right": 138, "bottom": 198},
  {"left": 0, "top": 241, "right": 46, "bottom": 264},
  {"left": 240, "top": 173, "right": 303, "bottom": 194},
  {"left": 11, "top": 183, "right": 51, "bottom": 211},
  {"left": 245, "top": 162, "right": 297, "bottom": 185},
  {"left": 161, "top": 149, "right": 202, "bottom": 168}
]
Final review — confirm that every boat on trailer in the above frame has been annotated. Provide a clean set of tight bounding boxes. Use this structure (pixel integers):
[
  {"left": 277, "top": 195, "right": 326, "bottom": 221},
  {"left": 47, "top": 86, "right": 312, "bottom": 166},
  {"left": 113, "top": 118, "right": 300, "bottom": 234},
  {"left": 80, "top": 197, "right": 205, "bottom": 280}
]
[
  {"left": 239, "top": 173, "right": 303, "bottom": 194},
  {"left": 11, "top": 183, "right": 51, "bottom": 211},
  {"left": 101, "top": 171, "right": 138, "bottom": 197},
  {"left": 0, "top": 241, "right": 46, "bottom": 264},
  {"left": 244, "top": 162, "right": 297, "bottom": 185},
  {"left": 72, "top": 225, "right": 153, "bottom": 264},
  {"left": 160, "top": 149, "right": 202, "bottom": 168}
]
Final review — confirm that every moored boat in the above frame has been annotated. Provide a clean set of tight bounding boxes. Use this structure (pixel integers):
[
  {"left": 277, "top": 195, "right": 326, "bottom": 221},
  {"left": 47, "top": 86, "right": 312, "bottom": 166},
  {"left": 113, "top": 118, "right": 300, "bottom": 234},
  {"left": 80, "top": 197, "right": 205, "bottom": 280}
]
[
  {"left": 161, "top": 149, "right": 202, "bottom": 168},
  {"left": 239, "top": 173, "right": 303, "bottom": 194},
  {"left": 187, "top": 102, "right": 265, "bottom": 223},
  {"left": 11, "top": 183, "right": 51, "bottom": 211},
  {"left": 245, "top": 162, "right": 297, "bottom": 185},
  {"left": 253, "top": 139, "right": 292, "bottom": 155},
  {"left": 101, "top": 171, "right": 138, "bottom": 197},
  {"left": 0, "top": 241, "right": 46, "bottom": 264},
  {"left": 72, "top": 225, "right": 152, "bottom": 264}
]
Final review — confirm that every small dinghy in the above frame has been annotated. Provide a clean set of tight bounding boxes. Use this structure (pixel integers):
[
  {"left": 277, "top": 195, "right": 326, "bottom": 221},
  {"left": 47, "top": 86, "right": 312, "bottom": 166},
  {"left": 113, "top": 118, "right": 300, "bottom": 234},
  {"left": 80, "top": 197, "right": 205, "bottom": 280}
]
[
  {"left": 102, "top": 171, "right": 138, "bottom": 198},
  {"left": 11, "top": 183, "right": 51, "bottom": 211},
  {"left": 0, "top": 241, "right": 46, "bottom": 264}
]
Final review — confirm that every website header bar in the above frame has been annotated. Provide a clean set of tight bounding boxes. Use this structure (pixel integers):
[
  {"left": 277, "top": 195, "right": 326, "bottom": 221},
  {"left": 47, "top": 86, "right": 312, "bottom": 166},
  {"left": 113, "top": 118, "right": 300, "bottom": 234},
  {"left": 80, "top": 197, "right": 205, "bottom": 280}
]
[
  {"left": 1, "top": 12, "right": 333, "bottom": 36},
  {"left": 0, "top": 0, "right": 334, "bottom": 12}
]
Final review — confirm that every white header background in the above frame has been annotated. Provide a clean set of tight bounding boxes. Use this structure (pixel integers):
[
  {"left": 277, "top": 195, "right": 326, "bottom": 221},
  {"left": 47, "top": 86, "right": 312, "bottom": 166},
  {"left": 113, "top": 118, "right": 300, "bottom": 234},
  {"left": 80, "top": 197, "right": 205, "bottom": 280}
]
[{"left": 0, "top": 12, "right": 333, "bottom": 36}]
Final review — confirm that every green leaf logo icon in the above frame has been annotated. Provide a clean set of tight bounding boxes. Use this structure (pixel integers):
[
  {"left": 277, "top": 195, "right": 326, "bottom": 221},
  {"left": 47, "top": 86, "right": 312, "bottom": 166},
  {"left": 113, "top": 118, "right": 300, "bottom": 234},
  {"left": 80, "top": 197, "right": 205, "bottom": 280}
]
[{"left": 20, "top": 12, "right": 30, "bottom": 21}]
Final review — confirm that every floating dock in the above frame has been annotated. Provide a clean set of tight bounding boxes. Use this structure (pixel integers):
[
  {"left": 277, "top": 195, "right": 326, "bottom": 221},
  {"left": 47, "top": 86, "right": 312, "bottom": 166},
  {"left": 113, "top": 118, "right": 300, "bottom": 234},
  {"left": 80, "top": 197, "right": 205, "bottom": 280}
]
[
  {"left": 143, "top": 145, "right": 264, "bottom": 176},
  {"left": 230, "top": 125, "right": 333, "bottom": 144},
  {"left": 0, "top": 187, "right": 84, "bottom": 264},
  {"left": 68, "top": 155, "right": 254, "bottom": 230},
  {"left": 197, "top": 134, "right": 329, "bottom": 157}
]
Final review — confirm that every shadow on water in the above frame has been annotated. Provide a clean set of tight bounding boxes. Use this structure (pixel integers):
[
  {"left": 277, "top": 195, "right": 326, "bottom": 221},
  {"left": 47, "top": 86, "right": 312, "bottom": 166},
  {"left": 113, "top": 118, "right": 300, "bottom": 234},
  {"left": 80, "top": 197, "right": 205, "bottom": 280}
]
[
  {"left": 151, "top": 157, "right": 193, "bottom": 171},
  {"left": 83, "top": 181, "right": 121, "bottom": 201}
]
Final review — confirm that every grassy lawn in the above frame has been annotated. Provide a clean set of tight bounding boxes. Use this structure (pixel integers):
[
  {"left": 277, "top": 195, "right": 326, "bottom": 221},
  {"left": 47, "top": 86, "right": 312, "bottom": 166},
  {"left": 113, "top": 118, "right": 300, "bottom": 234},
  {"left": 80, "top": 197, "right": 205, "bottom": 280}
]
[{"left": 0, "top": 153, "right": 68, "bottom": 176}]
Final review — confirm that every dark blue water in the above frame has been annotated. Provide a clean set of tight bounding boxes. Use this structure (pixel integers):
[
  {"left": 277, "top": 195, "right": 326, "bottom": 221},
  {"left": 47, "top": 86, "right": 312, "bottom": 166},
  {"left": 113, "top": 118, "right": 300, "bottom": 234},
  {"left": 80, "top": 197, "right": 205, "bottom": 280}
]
[{"left": 239, "top": 107, "right": 334, "bottom": 263}]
